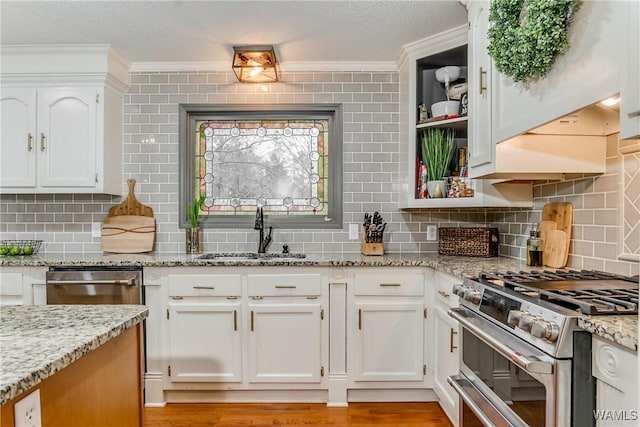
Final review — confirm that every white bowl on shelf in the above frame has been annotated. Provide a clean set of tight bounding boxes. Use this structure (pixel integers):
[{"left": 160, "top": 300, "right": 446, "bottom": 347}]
[
  {"left": 431, "top": 100, "right": 460, "bottom": 117},
  {"left": 435, "top": 66, "right": 460, "bottom": 84}
]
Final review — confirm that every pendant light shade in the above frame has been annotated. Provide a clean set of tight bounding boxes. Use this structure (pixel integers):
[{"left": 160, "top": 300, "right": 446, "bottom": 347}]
[{"left": 232, "top": 45, "right": 279, "bottom": 83}]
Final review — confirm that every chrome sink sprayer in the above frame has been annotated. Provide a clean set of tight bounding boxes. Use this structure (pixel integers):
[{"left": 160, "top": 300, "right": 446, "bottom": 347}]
[{"left": 254, "top": 206, "right": 273, "bottom": 254}]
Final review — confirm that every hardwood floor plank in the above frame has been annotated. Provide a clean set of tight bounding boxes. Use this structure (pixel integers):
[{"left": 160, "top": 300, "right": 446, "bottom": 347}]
[{"left": 143, "top": 403, "right": 453, "bottom": 426}]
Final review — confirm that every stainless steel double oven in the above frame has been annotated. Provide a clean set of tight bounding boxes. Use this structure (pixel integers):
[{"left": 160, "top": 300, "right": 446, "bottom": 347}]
[{"left": 444, "top": 269, "right": 639, "bottom": 427}]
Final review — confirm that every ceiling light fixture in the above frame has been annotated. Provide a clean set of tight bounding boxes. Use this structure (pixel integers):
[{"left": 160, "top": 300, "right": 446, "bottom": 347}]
[{"left": 232, "top": 46, "right": 279, "bottom": 83}]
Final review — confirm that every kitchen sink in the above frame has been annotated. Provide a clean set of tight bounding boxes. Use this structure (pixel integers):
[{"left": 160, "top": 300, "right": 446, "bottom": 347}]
[{"left": 196, "top": 252, "right": 306, "bottom": 261}]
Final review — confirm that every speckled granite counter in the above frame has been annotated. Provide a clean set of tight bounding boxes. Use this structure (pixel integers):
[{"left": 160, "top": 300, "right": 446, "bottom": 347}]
[
  {"left": 579, "top": 315, "right": 638, "bottom": 352},
  {"left": 0, "top": 252, "right": 529, "bottom": 279},
  {"left": 0, "top": 305, "right": 148, "bottom": 405}
]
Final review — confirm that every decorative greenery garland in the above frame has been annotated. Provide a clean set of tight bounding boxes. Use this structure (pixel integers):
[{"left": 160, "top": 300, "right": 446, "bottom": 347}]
[{"left": 487, "top": 0, "right": 581, "bottom": 82}]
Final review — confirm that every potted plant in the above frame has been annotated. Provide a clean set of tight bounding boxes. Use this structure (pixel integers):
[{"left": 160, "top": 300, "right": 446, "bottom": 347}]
[
  {"left": 186, "top": 194, "right": 205, "bottom": 253},
  {"left": 420, "top": 128, "right": 455, "bottom": 198}
]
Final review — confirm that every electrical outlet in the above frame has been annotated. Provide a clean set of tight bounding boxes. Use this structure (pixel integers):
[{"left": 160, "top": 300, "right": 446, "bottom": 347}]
[
  {"left": 427, "top": 225, "right": 438, "bottom": 242},
  {"left": 92, "top": 222, "right": 102, "bottom": 237},
  {"left": 348, "top": 223, "right": 360, "bottom": 240},
  {"left": 14, "top": 389, "right": 42, "bottom": 427}
]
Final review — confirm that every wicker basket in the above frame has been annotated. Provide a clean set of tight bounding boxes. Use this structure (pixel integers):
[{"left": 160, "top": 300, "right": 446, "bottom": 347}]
[{"left": 438, "top": 227, "right": 499, "bottom": 257}]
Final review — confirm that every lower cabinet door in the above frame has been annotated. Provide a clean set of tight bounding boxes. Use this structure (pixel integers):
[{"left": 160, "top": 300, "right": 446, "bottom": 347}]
[
  {"left": 350, "top": 301, "right": 425, "bottom": 382},
  {"left": 248, "top": 302, "right": 323, "bottom": 383},
  {"left": 168, "top": 302, "right": 242, "bottom": 382},
  {"left": 433, "top": 303, "right": 459, "bottom": 425}
]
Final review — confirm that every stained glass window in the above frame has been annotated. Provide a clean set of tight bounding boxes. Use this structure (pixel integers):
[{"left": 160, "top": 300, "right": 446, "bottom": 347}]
[
  {"left": 179, "top": 104, "right": 343, "bottom": 229},
  {"left": 195, "top": 119, "right": 329, "bottom": 216}
]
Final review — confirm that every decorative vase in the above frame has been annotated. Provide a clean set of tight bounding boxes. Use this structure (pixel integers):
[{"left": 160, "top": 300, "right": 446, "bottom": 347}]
[
  {"left": 185, "top": 227, "right": 202, "bottom": 254},
  {"left": 427, "top": 180, "right": 446, "bottom": 198}
]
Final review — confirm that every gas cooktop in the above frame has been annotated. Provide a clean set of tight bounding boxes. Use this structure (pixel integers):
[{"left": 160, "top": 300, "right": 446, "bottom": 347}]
[{"left": 478, "top": 270, "right": 639, "bottom": 315}]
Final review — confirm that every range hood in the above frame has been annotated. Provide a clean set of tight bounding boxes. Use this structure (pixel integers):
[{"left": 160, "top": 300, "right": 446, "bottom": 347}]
[{"left": 470, "top": 103, "right": 619, "bottom": 180}]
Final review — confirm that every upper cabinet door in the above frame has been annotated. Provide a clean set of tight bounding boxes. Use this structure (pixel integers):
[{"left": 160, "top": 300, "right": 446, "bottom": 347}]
[
  {"left": 620, "top": 0, "right": 640, "bottom": 140},
  {"left": 37, "top": 88, "right": 97, "bottom": 188},
  {"left": 467, "top": 0, "right": 493, "bottom": 170},
  {"left": 0, "top": 88, "right": 37, "bottom": 187}
]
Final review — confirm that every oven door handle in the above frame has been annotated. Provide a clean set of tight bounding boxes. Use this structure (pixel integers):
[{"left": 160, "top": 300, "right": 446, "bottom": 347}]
[
  {"left": 47, "top": 279, "right": 137, "bottom": 286},
  {"left": 448, "top": 308, "right": 554, "bottom": 375},
  {"left": 448, "top": 375, "right": 529, "bottom": 427}
]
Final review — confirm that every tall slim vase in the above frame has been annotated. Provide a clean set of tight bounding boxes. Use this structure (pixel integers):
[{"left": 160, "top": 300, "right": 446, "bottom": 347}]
[{"left": 185, "top": 227, "right": 202, "bottom": 254}]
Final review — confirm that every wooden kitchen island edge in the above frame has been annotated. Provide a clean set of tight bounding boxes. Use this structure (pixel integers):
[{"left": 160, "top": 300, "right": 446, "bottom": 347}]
[{"left": 0, "top": 306, "right": 147, "bottom": 427}]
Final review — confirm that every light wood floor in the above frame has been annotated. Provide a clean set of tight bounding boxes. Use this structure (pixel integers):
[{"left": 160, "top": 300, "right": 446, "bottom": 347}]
[{"left": 143, "top": 402, "right": 453, "bottom": 427}]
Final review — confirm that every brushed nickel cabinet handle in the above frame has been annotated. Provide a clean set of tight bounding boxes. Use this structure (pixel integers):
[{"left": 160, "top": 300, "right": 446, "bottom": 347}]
[
  {"left": 379, "top": 283, "right": 401, "bottom": 287},
  {"left": 275, "top": 285, "right": 296, "bottom": 289},
  {"left": 27, "top": 133, "right": 33, "bottom": 151},
  {"left": 450, "top": 328, "right": 458, "bottom": 353},
  {"left": 40, "top": 133, "right": 46, "bottom": 151},
  {"left": 193, "top": 285, "right": 215, "bottom": 290},
  {"left": 438, "top": 290, "right": 451, "bottom": 298},
  {"left": 479, "top": 67, "right": 487, "bottom": 95},
  {"left": 358, "top": 309, "right": 362, "bottom": 330}
]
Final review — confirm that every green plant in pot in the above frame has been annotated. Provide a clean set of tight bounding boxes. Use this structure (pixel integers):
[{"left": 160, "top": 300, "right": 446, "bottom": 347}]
[
  {"left": 421, "top": 128, "right": 455, "bottom": 198},
  {"left": 186, "top": 194, "right": 205, "bottom": 253}
]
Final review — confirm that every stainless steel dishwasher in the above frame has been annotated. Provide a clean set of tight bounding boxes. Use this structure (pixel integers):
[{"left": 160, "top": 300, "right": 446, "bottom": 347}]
[{"left": 46, "top": 266, "right": 143, "bottom": 304}]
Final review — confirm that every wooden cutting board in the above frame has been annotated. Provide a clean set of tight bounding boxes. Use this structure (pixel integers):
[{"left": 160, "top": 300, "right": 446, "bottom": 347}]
[
  {"left": 108, "top": 179, "right": 154, "bottom": 217},
  {"left": 539, "top": 202, "right": 573, "bottom": 268},
  {"left": 101, "top": 216, "right": 155, "bottom": 253},
  {"left": 102, "top": 179, "right": 155, "bottom": 253}
]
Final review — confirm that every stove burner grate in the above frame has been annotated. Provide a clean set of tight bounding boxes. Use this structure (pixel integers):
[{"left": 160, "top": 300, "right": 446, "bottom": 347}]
[{"left": 478, "top": 269, "right": 639, "bottom": 315}]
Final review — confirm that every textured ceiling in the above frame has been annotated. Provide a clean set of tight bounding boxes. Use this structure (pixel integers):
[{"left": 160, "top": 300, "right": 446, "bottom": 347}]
[{"left": 0, "top": 1, "right": 467, "bottom": 65}]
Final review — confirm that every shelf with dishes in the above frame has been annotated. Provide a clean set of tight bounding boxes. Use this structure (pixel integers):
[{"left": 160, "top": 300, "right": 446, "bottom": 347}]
[{"left": 398, "top": 33, "right": 532, "bottom": 209}]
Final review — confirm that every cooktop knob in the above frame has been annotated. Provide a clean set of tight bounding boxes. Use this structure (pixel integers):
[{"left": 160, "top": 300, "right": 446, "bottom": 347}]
[
  {"left": 517, "top": 312, "right": 538, "bottom": 332},
  {"left": 531, "top": 319, "right": 560, "bottom": 343},
  {"left": 463, "top": 288, "right": 482, "bottom": 305},
  {"left": 452, "top": 284, "right": 465, "bottom": 296},
  {"left": 507, "top": 310, "right": 528, "bottom": 327}
]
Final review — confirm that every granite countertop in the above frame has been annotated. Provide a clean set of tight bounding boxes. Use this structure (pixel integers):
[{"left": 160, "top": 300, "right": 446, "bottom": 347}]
[
  {"left": 1, "top": 252, "right": 636, "bottom": 354},
  {"left": 0, "top": 252, "right": 529, "bottom": 279},
  {"left": 579, "top": 315, "right": 638, "bottom": 352},
  {"left": 0, "top": 305, "right": 149, "bottom": 405}
]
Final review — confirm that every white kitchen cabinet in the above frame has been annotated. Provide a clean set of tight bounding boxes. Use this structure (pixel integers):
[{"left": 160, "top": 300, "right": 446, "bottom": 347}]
[
  {"left": 247, "top": 302, "right": 323, "bottom": 383},
  {"left": 0, "top": 266, "right": 41, "bottom": 305},
  {"left": 620, "top": 0, "right": 640, "bottom": 140},
  {"left": 465, "top": 0, "right": 616, "bottom": 180},
  {"left": 246, "top": 272, "right": 325, "bottom": 384},
  {"left": 0, "top": 45, "right": 129, "bottom": 195},
  {"left": 397, "top": 25, "right": 532, "bottom": 208},
  {"left": 432, "top": 271, "right": 461, "bottom": 426},
  {"left": 1, "top": 87, "right": 98, "bottom": 190},
  {"left": 166, "top": 273, "right": 243, "bottom": 383},
  {"left": 591, "top": 336, "right": 639, "bottom": 426},
  {"left": 348, "top": 271, "right": 427, "bottom": 384},
  {"left": 168, "top": 302, "right": 242, "bottom": 383}
]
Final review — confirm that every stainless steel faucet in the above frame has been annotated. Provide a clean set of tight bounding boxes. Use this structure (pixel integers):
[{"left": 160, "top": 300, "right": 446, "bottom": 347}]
[{"left": 254, "top": 206, "right": 273, "bottom": 253}]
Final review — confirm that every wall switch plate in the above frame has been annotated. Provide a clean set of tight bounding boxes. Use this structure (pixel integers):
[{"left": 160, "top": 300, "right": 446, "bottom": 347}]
[
  {"left": 14, "top": 389, "right": 42, "bottom": 427},
  {"left": 92, "top": 222, "right": 102, "bottom": 237},
  {"left": 349, "top": 223, "right": 360, "bottom": 240},
  {"left": 427, "top": 225, "right": 438, "bottom": 242}
]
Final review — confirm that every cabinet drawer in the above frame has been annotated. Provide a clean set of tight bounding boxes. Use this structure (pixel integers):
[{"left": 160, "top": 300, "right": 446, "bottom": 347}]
[
  {"left": 434, "top": 271, "right": 462, "bottom": 308},
  {"left": 168, "top": 274, "right": 242, "bottom": 297},
  {"left": 247, "top": 274, "right": 322, "bottom": 297},
  {"left": 0, "top": 273, "right": 23, "bottom": 296},
  {"left": 354, "top": 272, "right": 424, "bottom": 296}
]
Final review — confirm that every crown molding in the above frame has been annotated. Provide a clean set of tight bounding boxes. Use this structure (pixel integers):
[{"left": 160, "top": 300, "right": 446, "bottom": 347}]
[{"left": 129, "top": 60, "right": 398, "bottom": 73}]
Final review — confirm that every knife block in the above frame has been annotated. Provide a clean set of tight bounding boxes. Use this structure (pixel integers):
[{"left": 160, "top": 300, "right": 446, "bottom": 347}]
[{"left": 361, "top": 226, "right": 384, "bottom": 256}]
